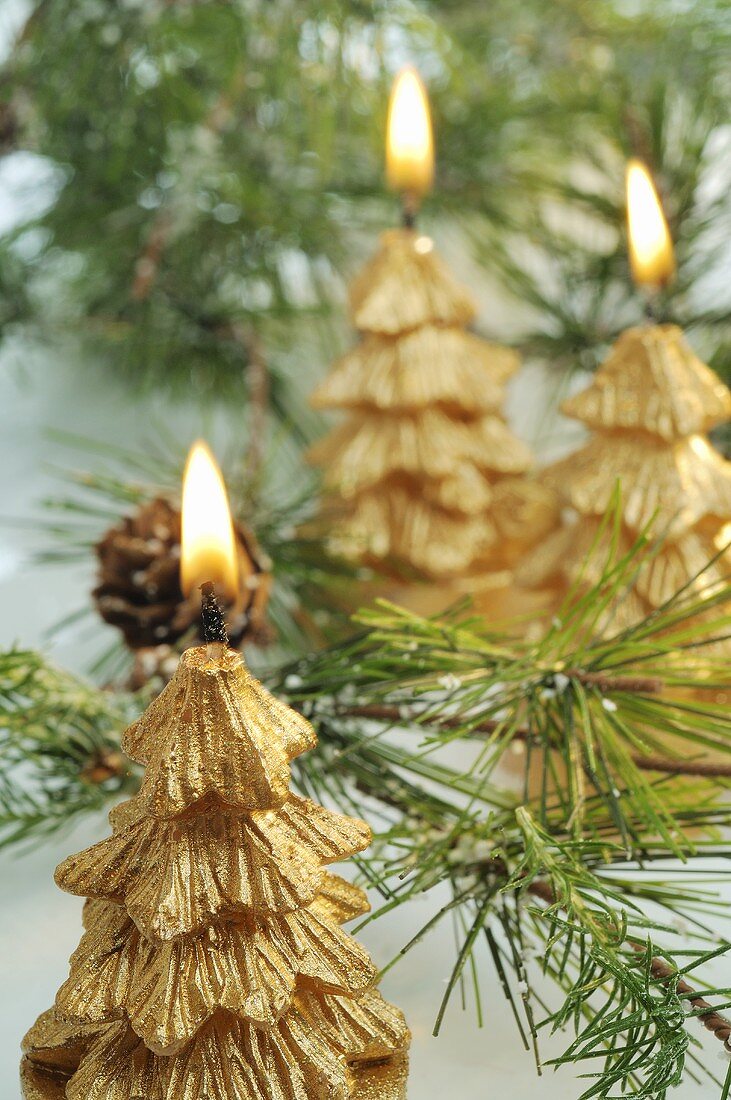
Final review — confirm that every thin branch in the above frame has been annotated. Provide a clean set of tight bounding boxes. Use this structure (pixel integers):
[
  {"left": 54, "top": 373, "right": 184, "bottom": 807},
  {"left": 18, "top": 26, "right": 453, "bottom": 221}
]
[
  {"left": 130, "top": 212, "right": 173, "bottom": 301},
  {"left": 650, "top": 955, "right": 731, "bottom": 1048},
  {"left": 337, "top": 704, "right": 731, "bottom": 780},
  {"left": 564, "top": 669, "right": 663, "bottom": 693},
  {"left": 632, "top": 754, "right": 731, "bottom": 779}
]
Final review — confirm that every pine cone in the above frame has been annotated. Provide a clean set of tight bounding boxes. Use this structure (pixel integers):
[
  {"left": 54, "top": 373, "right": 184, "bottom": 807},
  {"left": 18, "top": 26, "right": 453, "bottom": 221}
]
[{"left": 93, "top": 497, "right": 272, "bottom": 654}]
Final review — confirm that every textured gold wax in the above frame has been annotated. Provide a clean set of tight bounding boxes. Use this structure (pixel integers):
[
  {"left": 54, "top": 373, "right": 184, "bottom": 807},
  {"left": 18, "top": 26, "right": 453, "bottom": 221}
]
[
  {"left": 21, "top": 645, "right": 409, "bottom": 1099},
  {"left": 517, "top": 324, "right": 731, "bottom": 633},
  {"left": 309, "top": 227, "right": 544, "bottom": 578}
]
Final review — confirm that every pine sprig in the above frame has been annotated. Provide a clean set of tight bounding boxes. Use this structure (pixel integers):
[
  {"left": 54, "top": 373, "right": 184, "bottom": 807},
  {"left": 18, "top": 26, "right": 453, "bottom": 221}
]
[
  {"left": 284, "top": 581, "right": 731, "bottom": 851},
  {"left": 273, "top": 545, "right": 731, "bottom": 1095},
  {"left": 0, "top": 649, "right": 139, "bottom": 847}
]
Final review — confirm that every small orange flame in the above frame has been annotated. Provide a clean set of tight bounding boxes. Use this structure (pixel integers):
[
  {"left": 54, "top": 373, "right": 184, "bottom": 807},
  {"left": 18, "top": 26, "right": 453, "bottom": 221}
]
[
  {"left": 626, "top": 158, "right": 676, "bottom": 289},
  {"left": 180, "top": 440, "right": 239, "bottom": 600},
  {"left": 386, "top": 66, "right": 434, "bottom": 200}
]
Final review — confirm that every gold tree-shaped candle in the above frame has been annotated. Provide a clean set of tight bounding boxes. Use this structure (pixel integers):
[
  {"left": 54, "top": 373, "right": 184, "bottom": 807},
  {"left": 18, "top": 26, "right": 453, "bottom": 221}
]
[
  {"left": 20, "top": 444, "right": 409, "bottom": 1100},
  {"left": 518, "top": 324, "right": 731, "bottom": 624},
  {"left": 309, "top": 69, "right": 548, "bottom": 580},
  {"left": 309, "top": 227, "right": 535, "bottom": 577},
  {"left": 518, "top": 162, "right": 731, "bottom": 630}
]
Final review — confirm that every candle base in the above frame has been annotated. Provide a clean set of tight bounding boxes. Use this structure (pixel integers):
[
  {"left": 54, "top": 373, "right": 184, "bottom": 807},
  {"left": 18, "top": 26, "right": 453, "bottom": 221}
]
[{"left": 351, "top": 1050, "right": 410, "bottom": 1099}]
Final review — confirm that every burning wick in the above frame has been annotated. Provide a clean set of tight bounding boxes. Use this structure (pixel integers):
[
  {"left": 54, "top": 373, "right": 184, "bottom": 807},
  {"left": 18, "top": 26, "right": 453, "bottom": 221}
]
[
  {"left": 625, "top": 158, "right": 676, "bottom": 323},
  {"left": 199, "top": 581, "right": 230, "bottom": 646},
  {"left": 180, "top": 439, "right": 240, "bottom": 651},
  {"left": 386, "top": 67, "right": 434, "bottom": 231}
]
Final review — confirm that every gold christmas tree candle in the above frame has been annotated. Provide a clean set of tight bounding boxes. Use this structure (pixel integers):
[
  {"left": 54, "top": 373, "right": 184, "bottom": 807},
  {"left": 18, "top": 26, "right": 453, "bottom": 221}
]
[
  {"left": 309, "top": 68, "right": 552, "bottom": 580},
  {"left": 21, "top": 445, "right": 409, "bottom": 1100},
  {"left": 517, "top": 161, "right": 731, "bottom": 630}
]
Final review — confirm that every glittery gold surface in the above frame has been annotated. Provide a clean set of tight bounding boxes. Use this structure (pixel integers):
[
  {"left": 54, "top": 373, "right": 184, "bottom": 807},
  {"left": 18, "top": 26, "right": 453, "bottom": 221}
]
[
  {"left": 350, "top": 228, "right": 475, "bottom": 333},
  {"left": 470, "top": 415, "right": 533, "bottom": 474},
  {"left": 122, "top": 646, "right": 317, "bottom": 817},
  {"left": 22, "top": 1020, "right": 411, "bottom": 1100},
  {"left": 22, "top": 646, "right": 409, "bottom": 1099},
  {"left": 56, "top": 794, "right": 369, "bottom": 940},
  {"left": 420, "top": 466, "right": 493, "bottom": 514},
  {"left": 22, "top": 1010, "right": 102, "bottom": 1074},
  {"left": 490, "top": 477, "right": 562, "bottom": 568},
  {"left": 351, "top": 1051, "right": 410, "bottom": 1100},
  {"left": 310, "top": 872, "right": 371, "bottom": 924},
  {"left": 65, "top": 1012, "right": 355, "bottom": 1100},
  {"left": 312, "top": 325, "right": 517, "bottom": 413},
  {"left": 20, "top": 1060, "right": 69, "bottom": 1100},
  {"left": 517, "top": 324, "right": 731, "bottom": 643},
  {"left": 309, "top": 226, "right": 535, "bottom": 581},
  {"left": 329, "top": 484, "right": 498, "bottom": 577},
  {"left": 542, "top": 432, "right": 731, "bottom": 539},
  {"left": 297, "top": 988, "right": 408, "bottom": 1062},
  {"left": 309, "top": 409, "right": 483, "bottom": 496},
  {"left": 638, "top": 533, "right": 731, "bottom": 608},
  {"left": 57, "top": 899, "right": 378, "bottom": 1054},
  {"left": 562, "top": 325, "right": 731, "bottom": 440}
]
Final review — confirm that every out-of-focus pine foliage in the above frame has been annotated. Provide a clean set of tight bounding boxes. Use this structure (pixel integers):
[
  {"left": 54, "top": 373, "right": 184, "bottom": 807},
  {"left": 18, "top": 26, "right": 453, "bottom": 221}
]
[{"left": 0, "top": 0, "right": 729, "bottom": 412}]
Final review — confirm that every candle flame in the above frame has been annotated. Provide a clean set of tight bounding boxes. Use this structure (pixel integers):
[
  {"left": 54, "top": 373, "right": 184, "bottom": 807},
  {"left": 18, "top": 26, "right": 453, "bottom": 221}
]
[
  {"left": 386, "top": 66, "right": 434, "bottom": 200},
  {"left": 180, "top": 440, "right": 239, "bottom": 600},
  {"left": 626, "top": 158, "right": 676, "bottom": 289}
]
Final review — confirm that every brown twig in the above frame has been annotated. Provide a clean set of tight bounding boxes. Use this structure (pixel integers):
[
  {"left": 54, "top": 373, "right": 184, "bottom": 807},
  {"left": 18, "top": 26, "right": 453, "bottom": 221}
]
[
  {"left": 648, "top": 954, "right": 731, "bottom": 1047},
  {"left": 337, "top": 704, "right": 731, "bottom": 780},
  {"left": 632, "top": 754, "right": 731, "bottom": 779},
  {"left": 131, "top": 212, "right": 173, "bottom": 301},
  {"left": 564, "top": 668, "right": 663, "bottom": 694}
]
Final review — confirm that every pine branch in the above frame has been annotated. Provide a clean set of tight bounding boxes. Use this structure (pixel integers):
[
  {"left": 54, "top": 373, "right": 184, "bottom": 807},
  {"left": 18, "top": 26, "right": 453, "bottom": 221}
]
[
  {"left": 336, "top": 703, "right": 731, "bottom": 780},
  {"left": 284, "top": 546, "right": 731, "bottom": 855},
  {"left": 514, "top": 811, "right": 731, "bottom": 1051},
  {"left": 646, "top": 954, "right": 731, "bottom": 1049},
  {"left": 0, "top": 649, "right": 139, "bottom": 847},
  {"left": 276, "top": 542, "right": 731, "bottom": 1095}
]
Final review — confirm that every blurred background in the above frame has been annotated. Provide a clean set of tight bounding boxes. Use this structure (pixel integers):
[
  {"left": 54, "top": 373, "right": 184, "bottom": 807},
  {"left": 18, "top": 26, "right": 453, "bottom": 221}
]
[{"left": 1, "top": 1, "right": 730, "bottom": 1097}]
